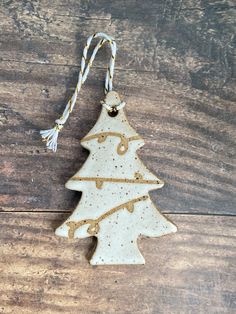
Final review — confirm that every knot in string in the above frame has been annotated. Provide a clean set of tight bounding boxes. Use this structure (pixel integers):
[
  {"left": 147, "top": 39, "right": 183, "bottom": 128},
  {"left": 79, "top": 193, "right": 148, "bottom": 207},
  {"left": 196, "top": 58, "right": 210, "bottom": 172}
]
[
  {"left": 40, "top": 32, "right": 122, "bottom": 152},
  {"left": 101, "top": 100, "right": 126, "bottom": 112}
]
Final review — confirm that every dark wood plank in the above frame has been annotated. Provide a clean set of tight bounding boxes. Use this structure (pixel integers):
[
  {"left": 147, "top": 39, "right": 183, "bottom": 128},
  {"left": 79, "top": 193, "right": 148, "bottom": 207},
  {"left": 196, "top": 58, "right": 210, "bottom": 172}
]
[
  {"left": 0, "top": 62, "right": 235, "bottom": 214},
  {"left": 0, "top": 212, "right": 235, "bottom": 313},
  {"left": 1, "top": 1, "right": 235, "bottom": 99},
  {"left": 0, "top": 0, "right": 235, "bottom": 216}
]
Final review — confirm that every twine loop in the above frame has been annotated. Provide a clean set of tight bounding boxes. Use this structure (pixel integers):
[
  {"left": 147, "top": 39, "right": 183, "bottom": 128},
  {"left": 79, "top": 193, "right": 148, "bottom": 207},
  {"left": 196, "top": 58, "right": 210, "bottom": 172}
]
[{"left": 40, "top": 32, "right": 122, "bottom": 152}]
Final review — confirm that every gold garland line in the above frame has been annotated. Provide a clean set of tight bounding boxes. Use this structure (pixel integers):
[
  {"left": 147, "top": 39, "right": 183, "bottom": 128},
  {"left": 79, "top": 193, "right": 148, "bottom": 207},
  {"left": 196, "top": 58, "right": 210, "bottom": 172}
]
[
  {"left": 81, "top": 132, "right": 142, "bottom": 155},
  {"left": 70, "top": 174, "right": 162, "bottom": 189},
  {"left": 66, "top": 195, "right": 148, "bottom": 239}
]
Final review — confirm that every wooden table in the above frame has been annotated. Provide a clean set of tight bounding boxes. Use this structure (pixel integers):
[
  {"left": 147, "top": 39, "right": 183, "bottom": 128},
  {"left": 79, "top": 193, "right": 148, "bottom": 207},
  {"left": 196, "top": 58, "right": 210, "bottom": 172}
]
[{"left": 0, "top": 1, "right": 235, "bottom": 313}]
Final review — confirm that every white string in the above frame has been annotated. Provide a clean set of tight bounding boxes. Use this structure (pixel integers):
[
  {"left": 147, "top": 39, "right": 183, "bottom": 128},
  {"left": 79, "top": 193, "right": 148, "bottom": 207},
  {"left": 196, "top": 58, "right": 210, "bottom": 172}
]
[{"left": 40, "top": 32, "right": 120, "bottom": 152}]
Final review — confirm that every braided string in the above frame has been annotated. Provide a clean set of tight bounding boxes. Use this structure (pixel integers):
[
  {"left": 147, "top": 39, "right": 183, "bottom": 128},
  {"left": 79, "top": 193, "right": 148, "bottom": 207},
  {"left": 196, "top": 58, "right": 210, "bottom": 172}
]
[{"left": 40, "top": 32, "right": 117, "bottom": 152}]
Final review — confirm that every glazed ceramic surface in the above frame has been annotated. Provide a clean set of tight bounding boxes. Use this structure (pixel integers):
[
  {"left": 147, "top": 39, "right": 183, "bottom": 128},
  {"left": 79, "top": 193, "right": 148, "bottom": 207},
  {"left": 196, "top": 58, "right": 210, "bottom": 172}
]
[{"left": 55, "top": 92, "right": 177, "bottom": 265}]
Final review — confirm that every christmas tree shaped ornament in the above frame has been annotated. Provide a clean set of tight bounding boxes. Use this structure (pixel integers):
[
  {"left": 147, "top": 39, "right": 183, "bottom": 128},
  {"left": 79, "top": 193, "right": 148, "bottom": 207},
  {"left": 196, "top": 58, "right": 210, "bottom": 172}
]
[{"left": 40, "top": 32, "right": 177, "bottom": 265}]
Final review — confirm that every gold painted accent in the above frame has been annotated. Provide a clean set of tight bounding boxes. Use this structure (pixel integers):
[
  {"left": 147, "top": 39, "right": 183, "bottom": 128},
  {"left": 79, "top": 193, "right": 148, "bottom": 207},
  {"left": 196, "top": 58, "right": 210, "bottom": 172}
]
[
  {"left": 81, "top": 132, "right": 142, "bottom": 155},
  {"left": 68, "top": 99, "right": 73, "bottom": 113},
  {"left": 66, "top": 195, "right": 148, "bottom": 238},
  {"left": 99, "top": 39, "right": 105, "bottom": 47},
  {"left": 95, "top": 179, "right": 103, "bottom": 189},
  {"left": 70, "top": 172, "right": 162, "bottom": 188},
  {"left": 108, "top": 68, "right": 112, "bottom": 79},
  {"left": 126, "top": 203, "right": 134, "bottom": 213}
]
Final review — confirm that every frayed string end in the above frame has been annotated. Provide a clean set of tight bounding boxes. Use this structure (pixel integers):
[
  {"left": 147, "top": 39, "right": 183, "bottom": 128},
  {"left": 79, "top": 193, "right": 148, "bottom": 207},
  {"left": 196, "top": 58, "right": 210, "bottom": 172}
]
[{"left": 40, "top": 124, "right": 63, "bottom": 152}]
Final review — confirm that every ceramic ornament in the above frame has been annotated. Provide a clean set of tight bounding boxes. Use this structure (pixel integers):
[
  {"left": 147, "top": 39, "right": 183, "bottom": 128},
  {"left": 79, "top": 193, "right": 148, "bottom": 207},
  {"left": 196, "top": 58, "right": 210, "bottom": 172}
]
[{"left": 40, "top": 33, "right": 177, "bottom": 265}]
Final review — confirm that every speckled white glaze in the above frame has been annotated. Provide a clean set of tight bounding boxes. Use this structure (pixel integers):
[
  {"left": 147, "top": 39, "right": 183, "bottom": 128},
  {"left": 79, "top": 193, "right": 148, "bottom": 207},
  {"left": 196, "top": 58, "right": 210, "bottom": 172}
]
[{"left": 55, "top": 93, "right": 177, "bottom": 265}]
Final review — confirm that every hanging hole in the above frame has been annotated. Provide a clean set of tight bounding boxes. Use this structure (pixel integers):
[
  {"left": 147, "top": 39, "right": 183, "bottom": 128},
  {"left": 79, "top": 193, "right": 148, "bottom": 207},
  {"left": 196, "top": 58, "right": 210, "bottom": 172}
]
[{"left": 108, "top": 108, "right": 119, "bottom": 117}]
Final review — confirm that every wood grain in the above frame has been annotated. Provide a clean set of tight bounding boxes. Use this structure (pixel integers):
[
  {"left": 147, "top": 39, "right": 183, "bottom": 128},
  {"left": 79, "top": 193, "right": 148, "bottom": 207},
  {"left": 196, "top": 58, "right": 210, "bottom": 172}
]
[
  {"left": 0, "top": 0, "right": 235, "bottom": 215},
  {"left": 0, "top": 212, "right": 235, "bottom": 314},
  {"left": 0, "top": 0, "right": 235, "bottom": 312},
  {"left": 0, "top": 60, "right": 235, "bottom": 215}
]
